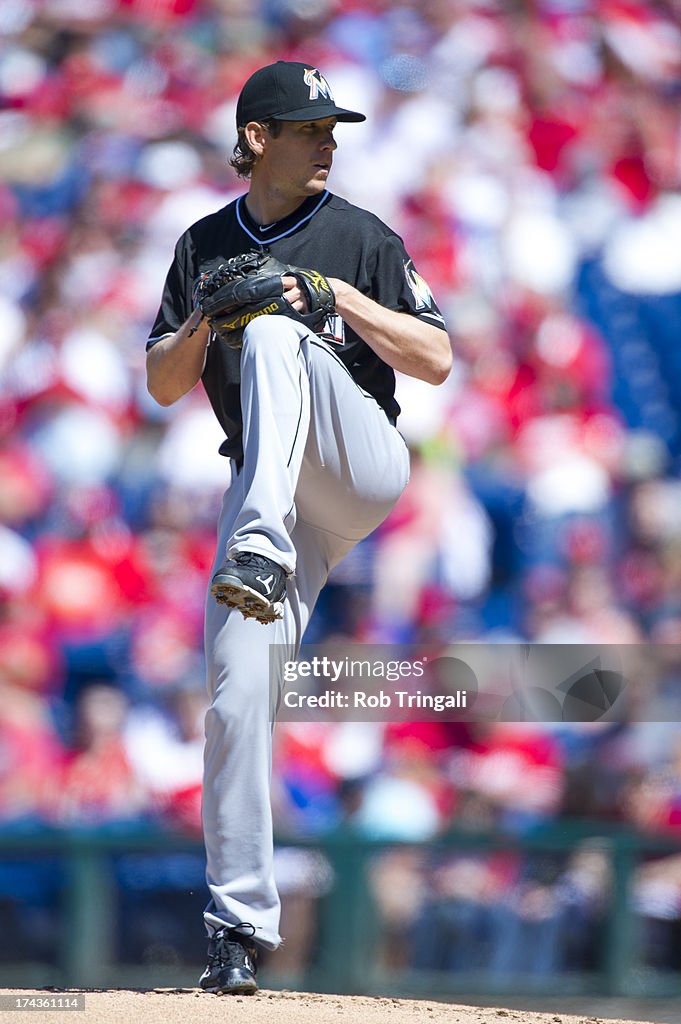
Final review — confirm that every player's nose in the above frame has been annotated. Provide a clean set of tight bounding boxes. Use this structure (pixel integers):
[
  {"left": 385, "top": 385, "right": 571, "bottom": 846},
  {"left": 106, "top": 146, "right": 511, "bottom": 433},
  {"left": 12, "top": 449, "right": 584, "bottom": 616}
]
[{"left": 320, "top": 131, "right": 336, "bottom": 150}]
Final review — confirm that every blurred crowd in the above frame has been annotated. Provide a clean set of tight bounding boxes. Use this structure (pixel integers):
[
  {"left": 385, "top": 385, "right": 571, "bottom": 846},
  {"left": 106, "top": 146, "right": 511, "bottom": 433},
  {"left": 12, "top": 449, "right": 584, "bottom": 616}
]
[{"left": 1, "top": 0, "right": 681, "bottom": 978}]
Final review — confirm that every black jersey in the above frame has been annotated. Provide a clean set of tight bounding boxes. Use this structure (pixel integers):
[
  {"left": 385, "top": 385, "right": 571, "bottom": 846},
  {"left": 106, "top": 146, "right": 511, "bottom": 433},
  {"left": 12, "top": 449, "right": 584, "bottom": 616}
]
[{"left": 148, "top": 190, "right": 447, "bottom": 463}]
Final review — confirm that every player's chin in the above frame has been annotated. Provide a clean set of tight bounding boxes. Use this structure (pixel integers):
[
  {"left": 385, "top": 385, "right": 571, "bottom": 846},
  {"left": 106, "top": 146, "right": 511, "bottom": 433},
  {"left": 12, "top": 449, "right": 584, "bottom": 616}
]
[
  {"left": 308, "top": 170, "right": 329, "bottom": 189},
  {"left": 297, "top": 176, "right": 328, "bottom": 200}
]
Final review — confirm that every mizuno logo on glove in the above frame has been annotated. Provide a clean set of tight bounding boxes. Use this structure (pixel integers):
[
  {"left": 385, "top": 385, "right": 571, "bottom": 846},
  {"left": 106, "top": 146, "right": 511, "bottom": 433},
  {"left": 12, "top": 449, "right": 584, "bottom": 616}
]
[{"left": 223, "top": 303, "right": 280, "bottom": 331}]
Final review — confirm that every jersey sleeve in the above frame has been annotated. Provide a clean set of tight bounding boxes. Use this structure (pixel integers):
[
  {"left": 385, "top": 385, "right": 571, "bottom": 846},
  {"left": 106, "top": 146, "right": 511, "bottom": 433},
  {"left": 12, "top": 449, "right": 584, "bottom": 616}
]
[
  {"left": 370, "top": 233, "right": 447, "bottom": 330},
  {"left": 146, "top": 232, "right": 195, "bottom": 350}
]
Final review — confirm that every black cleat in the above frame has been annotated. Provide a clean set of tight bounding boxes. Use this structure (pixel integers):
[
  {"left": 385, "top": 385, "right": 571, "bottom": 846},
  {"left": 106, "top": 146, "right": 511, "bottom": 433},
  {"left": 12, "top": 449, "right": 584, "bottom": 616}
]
[
  {"left": 199, "top": 925, "right": 258, "bottom": 995},
  {"left": 211, "top": 551, "right": 288, "bottom": 624}
]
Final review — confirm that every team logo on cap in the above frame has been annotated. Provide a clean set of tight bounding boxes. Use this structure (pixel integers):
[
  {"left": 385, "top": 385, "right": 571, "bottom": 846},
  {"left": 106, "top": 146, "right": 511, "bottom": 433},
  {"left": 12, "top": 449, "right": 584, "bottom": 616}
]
[
  {"left": 304, "top": 68, "right": 334, "bottom": 101},
  {"left": 404, "top": 260, "right": 434, "bottom": 311}
]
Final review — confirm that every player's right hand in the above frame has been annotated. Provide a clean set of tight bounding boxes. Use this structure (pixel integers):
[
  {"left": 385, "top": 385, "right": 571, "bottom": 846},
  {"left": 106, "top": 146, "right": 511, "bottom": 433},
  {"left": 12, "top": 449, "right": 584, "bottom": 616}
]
[{"left": 282, "top": 275, "right": 308, "bottom": 313}]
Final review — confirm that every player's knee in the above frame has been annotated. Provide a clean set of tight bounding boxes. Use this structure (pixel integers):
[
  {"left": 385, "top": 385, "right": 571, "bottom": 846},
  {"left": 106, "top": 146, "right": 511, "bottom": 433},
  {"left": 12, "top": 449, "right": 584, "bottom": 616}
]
[
  {"left": 207, "top": 681, "right": 264, "bottom": 734},
  {"left": 206, "top": 700, "right": 239, "bottom": 736},
  {"left": 242, "top": 315, "right": 304, "bottom": 351}
]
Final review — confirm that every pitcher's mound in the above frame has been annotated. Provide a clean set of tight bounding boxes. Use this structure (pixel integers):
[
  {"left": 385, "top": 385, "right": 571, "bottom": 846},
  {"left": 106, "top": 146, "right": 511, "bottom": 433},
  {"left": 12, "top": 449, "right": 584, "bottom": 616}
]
[{"left": 0, "top": 988, "right": 663, "bottom": 1024}]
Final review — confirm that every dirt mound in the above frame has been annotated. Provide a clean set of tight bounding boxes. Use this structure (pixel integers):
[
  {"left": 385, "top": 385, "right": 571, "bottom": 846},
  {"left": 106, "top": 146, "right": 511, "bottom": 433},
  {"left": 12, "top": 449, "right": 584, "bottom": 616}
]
[{"left": 0, "top": 988, "right": 661, "bottom": 1024}]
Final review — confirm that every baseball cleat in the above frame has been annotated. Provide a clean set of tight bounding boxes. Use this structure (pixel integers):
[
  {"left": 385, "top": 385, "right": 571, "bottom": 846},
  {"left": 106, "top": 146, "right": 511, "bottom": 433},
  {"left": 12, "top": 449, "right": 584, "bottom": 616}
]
[
  {"left": 199, "top": 925, "right": 258, "bottom": 995},
  {"left": 211, "top": 551, "right": 288, "bottom": 624}
]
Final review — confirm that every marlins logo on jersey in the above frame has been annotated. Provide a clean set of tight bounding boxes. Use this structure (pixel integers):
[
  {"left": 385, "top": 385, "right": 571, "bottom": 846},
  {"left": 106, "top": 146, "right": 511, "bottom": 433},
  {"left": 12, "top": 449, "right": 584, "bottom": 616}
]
[
  {"left": 320, "top": 313, "right": 346, "bottom": 347},
  {"left": 404, "top": 260, "right": 434, "bottom": 311},
  {"left": 304, "top": 67, "right": 334, "bottom": 102}
]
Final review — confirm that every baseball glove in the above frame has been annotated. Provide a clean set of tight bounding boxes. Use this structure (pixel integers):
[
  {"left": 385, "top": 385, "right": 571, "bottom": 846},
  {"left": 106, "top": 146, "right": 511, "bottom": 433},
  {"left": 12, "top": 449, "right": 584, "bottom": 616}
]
[{"left": 193, "top": 249, "right": 336, "bottom": 349}]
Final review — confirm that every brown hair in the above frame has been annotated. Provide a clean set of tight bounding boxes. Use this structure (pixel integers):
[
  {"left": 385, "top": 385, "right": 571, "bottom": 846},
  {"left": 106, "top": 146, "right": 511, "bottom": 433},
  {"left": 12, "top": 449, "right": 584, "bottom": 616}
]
[{"left": 230, "top": 119, "right": 282, "bottom": 178}]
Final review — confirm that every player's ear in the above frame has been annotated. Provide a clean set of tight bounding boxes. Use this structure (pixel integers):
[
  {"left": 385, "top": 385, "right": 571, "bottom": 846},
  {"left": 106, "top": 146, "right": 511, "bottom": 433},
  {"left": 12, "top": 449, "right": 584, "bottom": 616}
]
[{"left": 243, "top": 121, "right": 269, "bottom": 158}]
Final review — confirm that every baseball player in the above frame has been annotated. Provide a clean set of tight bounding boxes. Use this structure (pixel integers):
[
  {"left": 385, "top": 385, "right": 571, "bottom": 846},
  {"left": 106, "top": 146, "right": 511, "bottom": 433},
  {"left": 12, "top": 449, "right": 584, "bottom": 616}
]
[{"left": 146, "top": 60, "right": 451, "bottom": 995}]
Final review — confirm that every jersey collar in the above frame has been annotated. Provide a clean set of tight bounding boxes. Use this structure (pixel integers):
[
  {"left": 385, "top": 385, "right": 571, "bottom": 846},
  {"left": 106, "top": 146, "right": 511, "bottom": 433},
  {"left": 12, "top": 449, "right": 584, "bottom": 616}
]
[{"left": 236, "top": 191, "right": 331, "bottom": 245}]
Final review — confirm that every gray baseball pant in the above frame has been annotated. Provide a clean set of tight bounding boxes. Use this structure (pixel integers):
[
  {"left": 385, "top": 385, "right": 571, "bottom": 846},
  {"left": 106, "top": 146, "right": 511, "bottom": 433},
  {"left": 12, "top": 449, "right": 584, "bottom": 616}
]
[{"left": 202, "top": 315, "right": 410, "bottom": 948}]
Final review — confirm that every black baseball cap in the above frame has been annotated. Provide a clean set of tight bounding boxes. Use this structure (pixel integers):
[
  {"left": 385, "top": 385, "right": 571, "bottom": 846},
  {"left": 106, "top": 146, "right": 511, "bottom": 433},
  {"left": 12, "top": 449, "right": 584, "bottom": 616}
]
[{"left": 236, "top": 61, "right": 366, "bottom": 127}]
